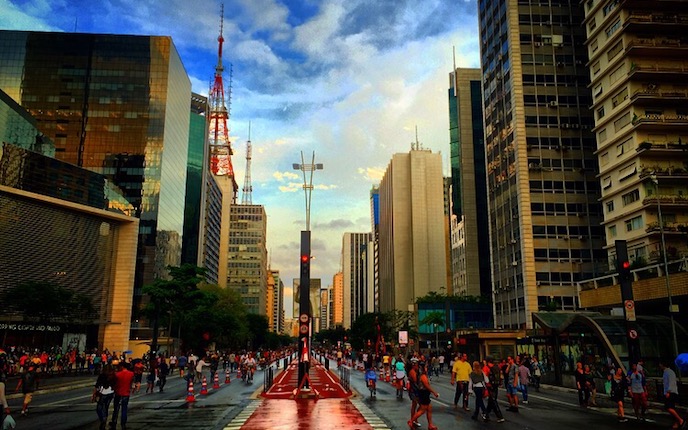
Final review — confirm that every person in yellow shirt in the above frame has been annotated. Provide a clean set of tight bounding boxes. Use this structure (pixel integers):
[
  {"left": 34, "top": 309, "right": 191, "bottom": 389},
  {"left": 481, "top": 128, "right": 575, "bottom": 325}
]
[
  {"left": 382, "top": 354, "right": 391, "bottom": 380},
  {"left": 451, "top": 353, "right": 472, "bottom": 411}
]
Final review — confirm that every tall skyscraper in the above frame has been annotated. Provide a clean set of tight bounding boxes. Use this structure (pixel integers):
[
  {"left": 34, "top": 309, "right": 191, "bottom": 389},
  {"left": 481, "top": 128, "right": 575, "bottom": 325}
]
[
  {"left": 332, "top": 272, "right": 344, "bottom": 327},
  {"left": 448, "top": 68, "right": 492, "bottom": 298},
  {"left": 582, "top": 1, "right": 688, "bottom": 268},
  {"left": 0, "top": 31, "right": 191, "bottom": 338},
  {"left": 378, "top": 149, "right": 448, "bottom": 313},
  {"left": 342, "top": 232, "right": 372, "bottom": 328},
  {"left": 227, "top": 204, "right": 268, "bottom": 315},
  {"left": 267, "top": 269, "right": 284, "bottom": 333},
  {"left": 182, "top": 93, "right": 208, "bottom": 266},
  {"left": 370, "top": 186, "right": 380, "bottom": 311},
  {"left": 478, "top": 1, "right": 604, "bottom": 328}
]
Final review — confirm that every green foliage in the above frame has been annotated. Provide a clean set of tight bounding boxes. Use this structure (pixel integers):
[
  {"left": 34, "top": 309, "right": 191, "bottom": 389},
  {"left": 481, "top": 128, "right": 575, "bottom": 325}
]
[
  {"left": 415, "top": 291, "right": 490, "bottom": 305},
  {"left": 350, "top": 312, "right": 390, "bottom": 351},
  {"left": 313, "top": 326, "right": 350, "bottom": 345},
  {"left": 420, "top": 311, "right": 445, "bottom": 328}
]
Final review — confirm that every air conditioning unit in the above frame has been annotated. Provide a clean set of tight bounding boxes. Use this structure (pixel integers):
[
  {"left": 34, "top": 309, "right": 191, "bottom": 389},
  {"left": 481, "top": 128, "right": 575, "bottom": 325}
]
[
  {"left": 578, "top": 235, "right": 584, "bottom": 239},
  {"left": 512, "top": 261, "right": 518, "bottom": 266},
  {"left": 573, "top": 124, "right": 580, "bottom": 128},
  {"left": 549, "top": 101, "right": 559, "bottom": 107},
  {"left": 529, "top": 162, "right": 542, "bottom": 170},
  {"left": 536, "top": 281, "right": 542, "bottom": 286},
  {"left": 557, "top": 62, "right": 565, "bottom": 67},
  {"left": 510, "top": 239, "right": 517, "bottom": 244},
  {"left": 562, "top": 123, "right": 571, "bottom": 128}
]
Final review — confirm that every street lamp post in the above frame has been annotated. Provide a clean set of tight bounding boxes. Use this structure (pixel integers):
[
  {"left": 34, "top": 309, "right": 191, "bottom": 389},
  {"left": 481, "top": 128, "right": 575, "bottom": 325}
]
[
  {"left": 293, "top": 151, "right": 323, "bottom": 391},
  {"left": 433, "top": 323, "right": 439, "bottom": 357},
  {"left": 650, "top": 172, "right": 680, "bottom": 375}
]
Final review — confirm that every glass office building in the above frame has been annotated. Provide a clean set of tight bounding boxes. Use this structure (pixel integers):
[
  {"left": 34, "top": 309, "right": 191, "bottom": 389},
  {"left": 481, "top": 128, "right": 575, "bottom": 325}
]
[
  {"left": 0, "top": 89, "right": 138, "bottom": 351},
  {"left": 0, "top": 31, "right": 191, "bottom": 338}
]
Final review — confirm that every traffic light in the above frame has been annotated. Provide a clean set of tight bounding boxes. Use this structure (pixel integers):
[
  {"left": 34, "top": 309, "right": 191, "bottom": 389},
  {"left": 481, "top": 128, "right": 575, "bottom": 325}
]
[
  {"left": 300, "top": 253, "right": 310, "bottom": 278},
  {"left": 615, "top": 240, "right": 632, "bottom": 282}
]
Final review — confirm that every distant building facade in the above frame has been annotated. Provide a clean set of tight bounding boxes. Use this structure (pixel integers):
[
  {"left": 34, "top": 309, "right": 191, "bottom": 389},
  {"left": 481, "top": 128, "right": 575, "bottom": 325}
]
[{"left": 342, "top": 232, "right": 372, "bottom": 328}]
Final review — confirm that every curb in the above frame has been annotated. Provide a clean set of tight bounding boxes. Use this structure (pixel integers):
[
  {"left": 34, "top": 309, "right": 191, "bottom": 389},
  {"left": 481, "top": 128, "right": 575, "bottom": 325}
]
[{"left": 6, "top": 380, "right": 94, "bottom": 400}]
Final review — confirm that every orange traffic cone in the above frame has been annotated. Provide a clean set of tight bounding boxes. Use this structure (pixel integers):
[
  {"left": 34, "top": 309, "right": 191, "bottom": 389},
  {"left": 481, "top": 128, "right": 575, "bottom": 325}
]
[
  {"left": 186, "top": 380, "right": 196, "bottom": 403},
  {"left": 213, "top": 372, "right": 220, "bottom": 389},
  {"left": 200, "top": 376, "right": 208, "bottom": 395},
  {"left": 225, "top": 368, "right": 231, "bottom": 384},
  {"left": 386, "top": 371, "right": 390, "bottom": 383}
]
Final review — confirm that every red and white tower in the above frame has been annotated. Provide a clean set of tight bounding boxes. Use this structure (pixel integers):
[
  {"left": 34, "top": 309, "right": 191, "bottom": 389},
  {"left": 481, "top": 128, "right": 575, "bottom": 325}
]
[{"left": 208, "top": 3, "right": 238, "bottom": 203}]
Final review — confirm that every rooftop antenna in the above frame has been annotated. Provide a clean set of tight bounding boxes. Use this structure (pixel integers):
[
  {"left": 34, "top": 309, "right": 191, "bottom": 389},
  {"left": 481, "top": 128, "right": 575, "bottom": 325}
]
[
  {"left": 241, "top": 122, "right": 253, "bottom": 205},
  {"left": 411, "top": 125, "right": 422, "bottom": 151}
]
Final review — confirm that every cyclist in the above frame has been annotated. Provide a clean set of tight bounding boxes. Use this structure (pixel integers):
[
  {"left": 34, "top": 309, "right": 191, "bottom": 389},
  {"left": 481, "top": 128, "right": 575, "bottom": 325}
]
[
  {"left": 245, "top": 353, "right": 257, "bottom": 383},
  {"left": 365, "top": 365, "right": 377, "bottom": 398}
]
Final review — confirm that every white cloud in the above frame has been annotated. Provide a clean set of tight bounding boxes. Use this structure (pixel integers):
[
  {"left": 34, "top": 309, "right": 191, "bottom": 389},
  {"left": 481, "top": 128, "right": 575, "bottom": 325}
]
[
  {"left": 357, "top": 167, "right": 385, "bottom": 182},
  {"left": 273, "top": 171, "right": 299, "bottom": 182}
]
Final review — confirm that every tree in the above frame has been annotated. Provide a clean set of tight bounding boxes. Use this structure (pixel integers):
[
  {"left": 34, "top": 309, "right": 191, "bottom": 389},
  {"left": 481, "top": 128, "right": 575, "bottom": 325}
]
[
  {"left": 3, "top": 281, "right": 95, "bottom": 324},
  {"left": 420, "top": 311, "right": 445, "bottom": 329}
]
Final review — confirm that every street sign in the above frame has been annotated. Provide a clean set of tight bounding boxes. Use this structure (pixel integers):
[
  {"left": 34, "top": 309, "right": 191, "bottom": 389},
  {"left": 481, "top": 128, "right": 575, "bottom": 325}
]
[
  {"left": 299, "top": 313, "right": 309, "bottom": 323},
  {"left": 628, "top": 329, "right": 638, "bottom": 340},
  {"left": 398, "top": 330, "right": 408, "bottom": 345},
  {"left": 299, "top": 324, "right": 308, "bottom": 334},
  {"left": 624, "top": 300, "right": 636, "bottom": 322}
]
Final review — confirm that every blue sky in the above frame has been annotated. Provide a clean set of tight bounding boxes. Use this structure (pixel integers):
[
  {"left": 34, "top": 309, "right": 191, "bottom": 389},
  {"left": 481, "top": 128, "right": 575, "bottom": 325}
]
[{"left": 1, "top": 0, "right": 481, "bottom": 318}]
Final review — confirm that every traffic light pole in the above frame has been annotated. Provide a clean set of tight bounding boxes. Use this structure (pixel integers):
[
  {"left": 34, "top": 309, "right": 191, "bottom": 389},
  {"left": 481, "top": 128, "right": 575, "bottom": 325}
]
[
  {"left": 298, "top": 230, "right": 311, "bottom": 389},
  {"left": 615, "top": 240, "right": 641, "bottom": 366}
]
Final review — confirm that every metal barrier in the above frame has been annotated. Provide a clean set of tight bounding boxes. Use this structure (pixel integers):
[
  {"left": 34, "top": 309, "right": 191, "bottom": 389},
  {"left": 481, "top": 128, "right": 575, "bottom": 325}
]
[
  {"left": 339, "top": 365, "right": 350, "bottom": 392},
  {"left": 263, "top": 366, "right": 274, "bottom": 392}
]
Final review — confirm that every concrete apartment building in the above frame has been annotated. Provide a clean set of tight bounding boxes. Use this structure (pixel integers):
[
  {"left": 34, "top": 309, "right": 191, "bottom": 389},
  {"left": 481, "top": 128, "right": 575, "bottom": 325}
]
[
  {"left": 448, "top": 68, "right": 492, "bottom": 298},
  {"left": 578, "top": 0, "right": 688, "bottom": 320},
  {"left": 478, "top": 0, "right": 605, "bottom": 328},
  {"left": 378, "top": 149, "right": 448, "bottom": 313},
  {"left": 227, "top": 204, "right": 268, "bottom": 315},
  {"left": 332, "top": 272, "right": 344, "bottom": 327}
]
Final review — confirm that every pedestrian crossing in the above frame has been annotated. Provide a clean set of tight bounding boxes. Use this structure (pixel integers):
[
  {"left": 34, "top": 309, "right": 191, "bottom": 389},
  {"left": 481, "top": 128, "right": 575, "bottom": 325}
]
[
  {"left": 222, "top": 399, "right": 262, "bottom": 430},
  {"left": 349, "top": 398, "right": 391, "bottom": 430}
]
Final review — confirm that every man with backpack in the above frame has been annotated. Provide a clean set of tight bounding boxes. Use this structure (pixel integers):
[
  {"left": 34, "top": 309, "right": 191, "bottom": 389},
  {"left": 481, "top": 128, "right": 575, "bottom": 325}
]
[{"left": 482, "top": 356, "right": 505, "bottom": 423}]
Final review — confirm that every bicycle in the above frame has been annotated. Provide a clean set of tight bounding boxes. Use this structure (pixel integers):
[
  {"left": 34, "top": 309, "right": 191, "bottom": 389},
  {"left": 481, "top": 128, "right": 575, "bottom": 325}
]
[{"left": 365, "top": 368, "right": 377, "bottom": 398}]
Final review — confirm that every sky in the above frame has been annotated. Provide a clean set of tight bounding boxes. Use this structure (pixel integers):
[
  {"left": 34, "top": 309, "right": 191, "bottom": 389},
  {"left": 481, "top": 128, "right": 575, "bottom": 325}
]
[{"left": 0, "top": 0, "right": 481, "bottom": 318}]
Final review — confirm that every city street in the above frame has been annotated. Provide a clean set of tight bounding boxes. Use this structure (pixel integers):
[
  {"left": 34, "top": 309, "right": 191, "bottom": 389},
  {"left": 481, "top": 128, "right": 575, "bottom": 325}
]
[{"left": 4, "top": 360, "right": 686, "bottom": 429}]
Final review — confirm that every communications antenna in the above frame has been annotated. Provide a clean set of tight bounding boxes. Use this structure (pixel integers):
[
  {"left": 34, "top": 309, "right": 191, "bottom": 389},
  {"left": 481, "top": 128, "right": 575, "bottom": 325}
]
[
  {"left": 241, "top": 122, "right": 253, "bottom": 205},
  {"left": 207, "top": 2, "right": 238, "bottom": 202}
]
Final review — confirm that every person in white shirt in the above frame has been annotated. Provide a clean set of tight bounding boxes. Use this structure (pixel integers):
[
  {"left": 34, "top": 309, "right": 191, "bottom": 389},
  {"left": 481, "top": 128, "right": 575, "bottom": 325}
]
[
  {"left": 195, "top": 357, "right": 207, "bottom": 383},
  {"left": 438, "top": 355, "right": 446, "bottom": 374}
]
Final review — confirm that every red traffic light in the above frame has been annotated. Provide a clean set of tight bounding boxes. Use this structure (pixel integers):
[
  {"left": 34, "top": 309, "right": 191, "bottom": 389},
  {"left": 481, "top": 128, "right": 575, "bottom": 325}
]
[
  {"left": 301, "top": 254, "right": 309, "bottom": 263},
  {"left": 622, "top": 261, "right": 630, "bottom": 269}
]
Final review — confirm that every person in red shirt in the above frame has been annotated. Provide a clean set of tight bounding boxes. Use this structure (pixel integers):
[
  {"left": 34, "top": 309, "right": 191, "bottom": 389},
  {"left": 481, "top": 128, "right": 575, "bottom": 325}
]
[{"left": 110, "top": 361, "right": 134, "bottom": 430}]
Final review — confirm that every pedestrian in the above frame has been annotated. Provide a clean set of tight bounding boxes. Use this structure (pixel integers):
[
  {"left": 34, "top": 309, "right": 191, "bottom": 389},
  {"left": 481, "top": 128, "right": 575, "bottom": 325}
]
[
  {"left": 177, "top": 354, "right": 187, "bottom": 378},
  {"left": 408, "top": 360, "right": 439, "bottom": 430},
  {"left": 628, "top": 362, "right": 647, "bottom": 420},
  {"left": 530, "top": 357, "right": 542, "bottom": 391},
  {"left": 195, "top": 356, "right": 207, "bottom": 383},
  {"left": 145, "top": 368, "right": 155, "bottom": 394},
  {"left": 132, "top": 359, "right": 144, "bottom": 394},
  {"left": 438, "top": 354, "right": 445, "bottom": 374},
  {"left": 14, "top": 362, "right": 38, "bottom": 417},
  {"left": 451, "top": 352, "right": 471, "bottom": 411},
  {"left": 468, "top": 361, "right": 488, "bottom": 421},
  {"left": 110, "top": 361, "right": 134, "bottom": 430},
  {"left": 574, "top": 361, "right": 588, "bottom": 407},
  {"left": 659, "top": 361, "right": 685, "bottom": 429},
  {"left": 482, "top": 356, "right": 505, "bottom": 423},
  {"left": 518, "top": 359, "right": 531, "bottom": 404},
  {"left": 158, "top": 357, "right": 169, "bottom": 392},
  {"left": 505, "top": 356, "right": 520, "bottom": 412},
  {"left": 610, "top": 367, "right": 628, "bottom": 423},
  {"left": 407, "top": 358, "right": 421, "bottom": 428},
  {"left": 394, "top": 354, "right": 406, "bottom": 399},
  {"left": 93, "top": 364, "right": 116, "bottom": 430},
  {"left": 584, "top": 364, "right": 597, "bottom": 406}
]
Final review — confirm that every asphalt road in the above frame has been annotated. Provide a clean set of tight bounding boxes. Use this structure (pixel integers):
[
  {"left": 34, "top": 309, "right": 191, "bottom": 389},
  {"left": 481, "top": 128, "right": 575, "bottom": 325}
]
[{"left": 4, "top": 359, "right": 686, "bottom": 430}]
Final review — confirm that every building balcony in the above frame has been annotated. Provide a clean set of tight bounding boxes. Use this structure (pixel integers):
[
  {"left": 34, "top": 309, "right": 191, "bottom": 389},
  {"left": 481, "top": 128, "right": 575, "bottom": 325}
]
[
  {"left": 631, "top": 114, "right": 688, "bottom": 130},
  {"left": 636, "top": 139, "right": 688, "bottom": 154},
  {"left": 628, "top": 63, "right": 688, "bottom": 81},
  {"left": 645, "top": 221, "right": 688, "bottom": 234},
  {"left": 643, "top": 196, "right": 688, "bottom": 208},
  {"left": 625, "top": 13, "right": 688, "bottom": 33},
  {"left": 631, "top": 89, "right": 688, "bottom": 106},
  {"left": 626, "top": 38, "right": 688, "bottom": 58}
]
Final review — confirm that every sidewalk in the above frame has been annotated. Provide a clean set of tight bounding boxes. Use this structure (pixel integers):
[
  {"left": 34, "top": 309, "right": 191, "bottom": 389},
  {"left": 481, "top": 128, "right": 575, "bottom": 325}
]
[{"left": 224, "top": 357, "right": 383, "bottom": 430}]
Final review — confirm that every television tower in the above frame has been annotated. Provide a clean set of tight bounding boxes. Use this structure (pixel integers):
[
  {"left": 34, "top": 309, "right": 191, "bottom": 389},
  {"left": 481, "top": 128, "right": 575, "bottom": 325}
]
[
  {"left": 241, "top": 122, "right": 253, "bottom": 205},
  {"left": 208, "top": 3, "right": 238, "bottom": 203}
]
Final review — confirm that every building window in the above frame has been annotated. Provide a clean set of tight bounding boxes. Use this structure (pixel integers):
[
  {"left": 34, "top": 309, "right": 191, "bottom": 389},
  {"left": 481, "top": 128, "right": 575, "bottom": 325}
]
[
  {"left": 609, "top": 65, "right": 625, "bottom": 84},
  {"left": 619, "top": 162, "right": 637, "bottom": 180},
  {"left": 591, "top": 38, "right": 599, "bottom": 53},
  {"left": 614, "top": 113, "right": 631, "bottom": 132},
  {"left": 600, "top": 151, "right": 609, "bottom": 166},
  {"left": 622, "top": 189, "right": 640, "bottom": 205},
  {"left": 608, "top": 41, "right": 623, "bottom": 61},
  {"left": 603, "top": 176, "right": 612, "bottom": 189},
  {"left": 606, "top": 200, "right": 614, "bottom": 213},
  {"left": 625, "top": 215, "right": 643, "bottom": 232},
  {"left": 589, "top": 19, "right": 597, "bottom": 32},
  {"left": 606, "top": 19, "right": 621, "bottom": 38},
  {"left": 603, "top": 0, "right": 619, "bottom": 16},
  {"left": 616, "top": 137, "right": 633, "bottom": 157},
  {"left": 599, "top": 128, "right": 607, "bottom": 143},
  {"left": 612, "top": 88, "right": 628, "bottom": 108},
  {"left": 608, "top": 225, "right": 616, "bottom": 237},
  {"left": 594, "top": 84, "right": 603, "bottom": 98},
  {"left": 597, "top": 106, "right": 605, "bottom": 119},
  {"left": 592, "top": 61, "right": 601, "bottom": 75}
]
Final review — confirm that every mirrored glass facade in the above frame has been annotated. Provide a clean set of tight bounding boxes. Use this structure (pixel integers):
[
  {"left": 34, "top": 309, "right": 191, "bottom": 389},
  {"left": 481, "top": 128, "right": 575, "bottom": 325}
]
[{"left": 0, "top": 31, "right": 191, "bottom": 337}]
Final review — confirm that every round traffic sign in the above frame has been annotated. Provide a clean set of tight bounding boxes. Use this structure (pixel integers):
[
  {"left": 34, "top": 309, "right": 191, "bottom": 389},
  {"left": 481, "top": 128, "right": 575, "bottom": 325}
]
[
  {"left": 299, "top": 313, "right": 309, "bottom": 323},
  {"left": 628, "top": 329, "right": 638, "bottom": 339},
  {"left": 625, "top": 300, "right": 634, "bottom": 310},
  {"left": 299, "top": 324, "right": 308, "bottom": 334}
]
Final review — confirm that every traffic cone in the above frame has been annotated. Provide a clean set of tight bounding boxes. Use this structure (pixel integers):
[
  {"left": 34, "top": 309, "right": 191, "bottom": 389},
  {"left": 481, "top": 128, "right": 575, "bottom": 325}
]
[
  {"left": 200, "top": 376, "right": 208, "bottom": 395},
  {"left": 386, "top": 371, "right": 390, "bottom": 383},
  {"left": 225, "top": 368, "right": 231, "bottom": 384},
  {"left": 213, "top": 372, "right": 220, "bottom": 389},
  {"left": 237, "top": 368, "right": 242, "bottom": 379},
  {"left": 186, "top": 380, "right": 196, "bottom": 403}
]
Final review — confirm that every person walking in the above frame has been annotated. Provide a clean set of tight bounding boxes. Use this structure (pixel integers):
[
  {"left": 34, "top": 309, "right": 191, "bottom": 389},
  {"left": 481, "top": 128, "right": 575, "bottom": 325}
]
[
  {"left": 409, "top": 360, "right": 439, "bottom": 430},
  {"left": 468, "top": 361, "right": 489, "bottom": 421},
  {"left": 584, "top": 364, "right": 598, "bottom": 406},
  {"left": 93, "top": 364, "right": 116, "bottom": 430},
  {"left": 451, "top": 353, "right": 471, "bottom": 411},
  {"left": 505, "top": 356, "right": 520, "bottom": 412},
  {"left": 394, "top": 354, "right": 406, "bottom": 399},
  {"left": 482, "top": 356, "right": 505, "bottom": 423},
  {"left": 574, "top": 361, "right": 589, "bottom": 407},
  {"left": 15, "top": 362, "right": 38, "bottom": 417},
  {"left": 110, "top": 361, "right": 135, "bottom": 430},
  {"left": 158, "top": 357, "right": 169, "bottom": 393},
  {"left": 407, "top": 358, "right": 421, "bottom": 428},
  {"left": 660, "top": 361, "right": 685, "bottom": 429},
  {"left": 610, "top": 367, "right": 628, "bottom": 423},
  {"left": 530, "top": 357, "right": 542, "bottom": 391},
  {"left": 628, "top": 362, "right": 647, "bottom": 420},
  {"left": 518, "top": 359, "right": 531, "bottom": 404}
]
